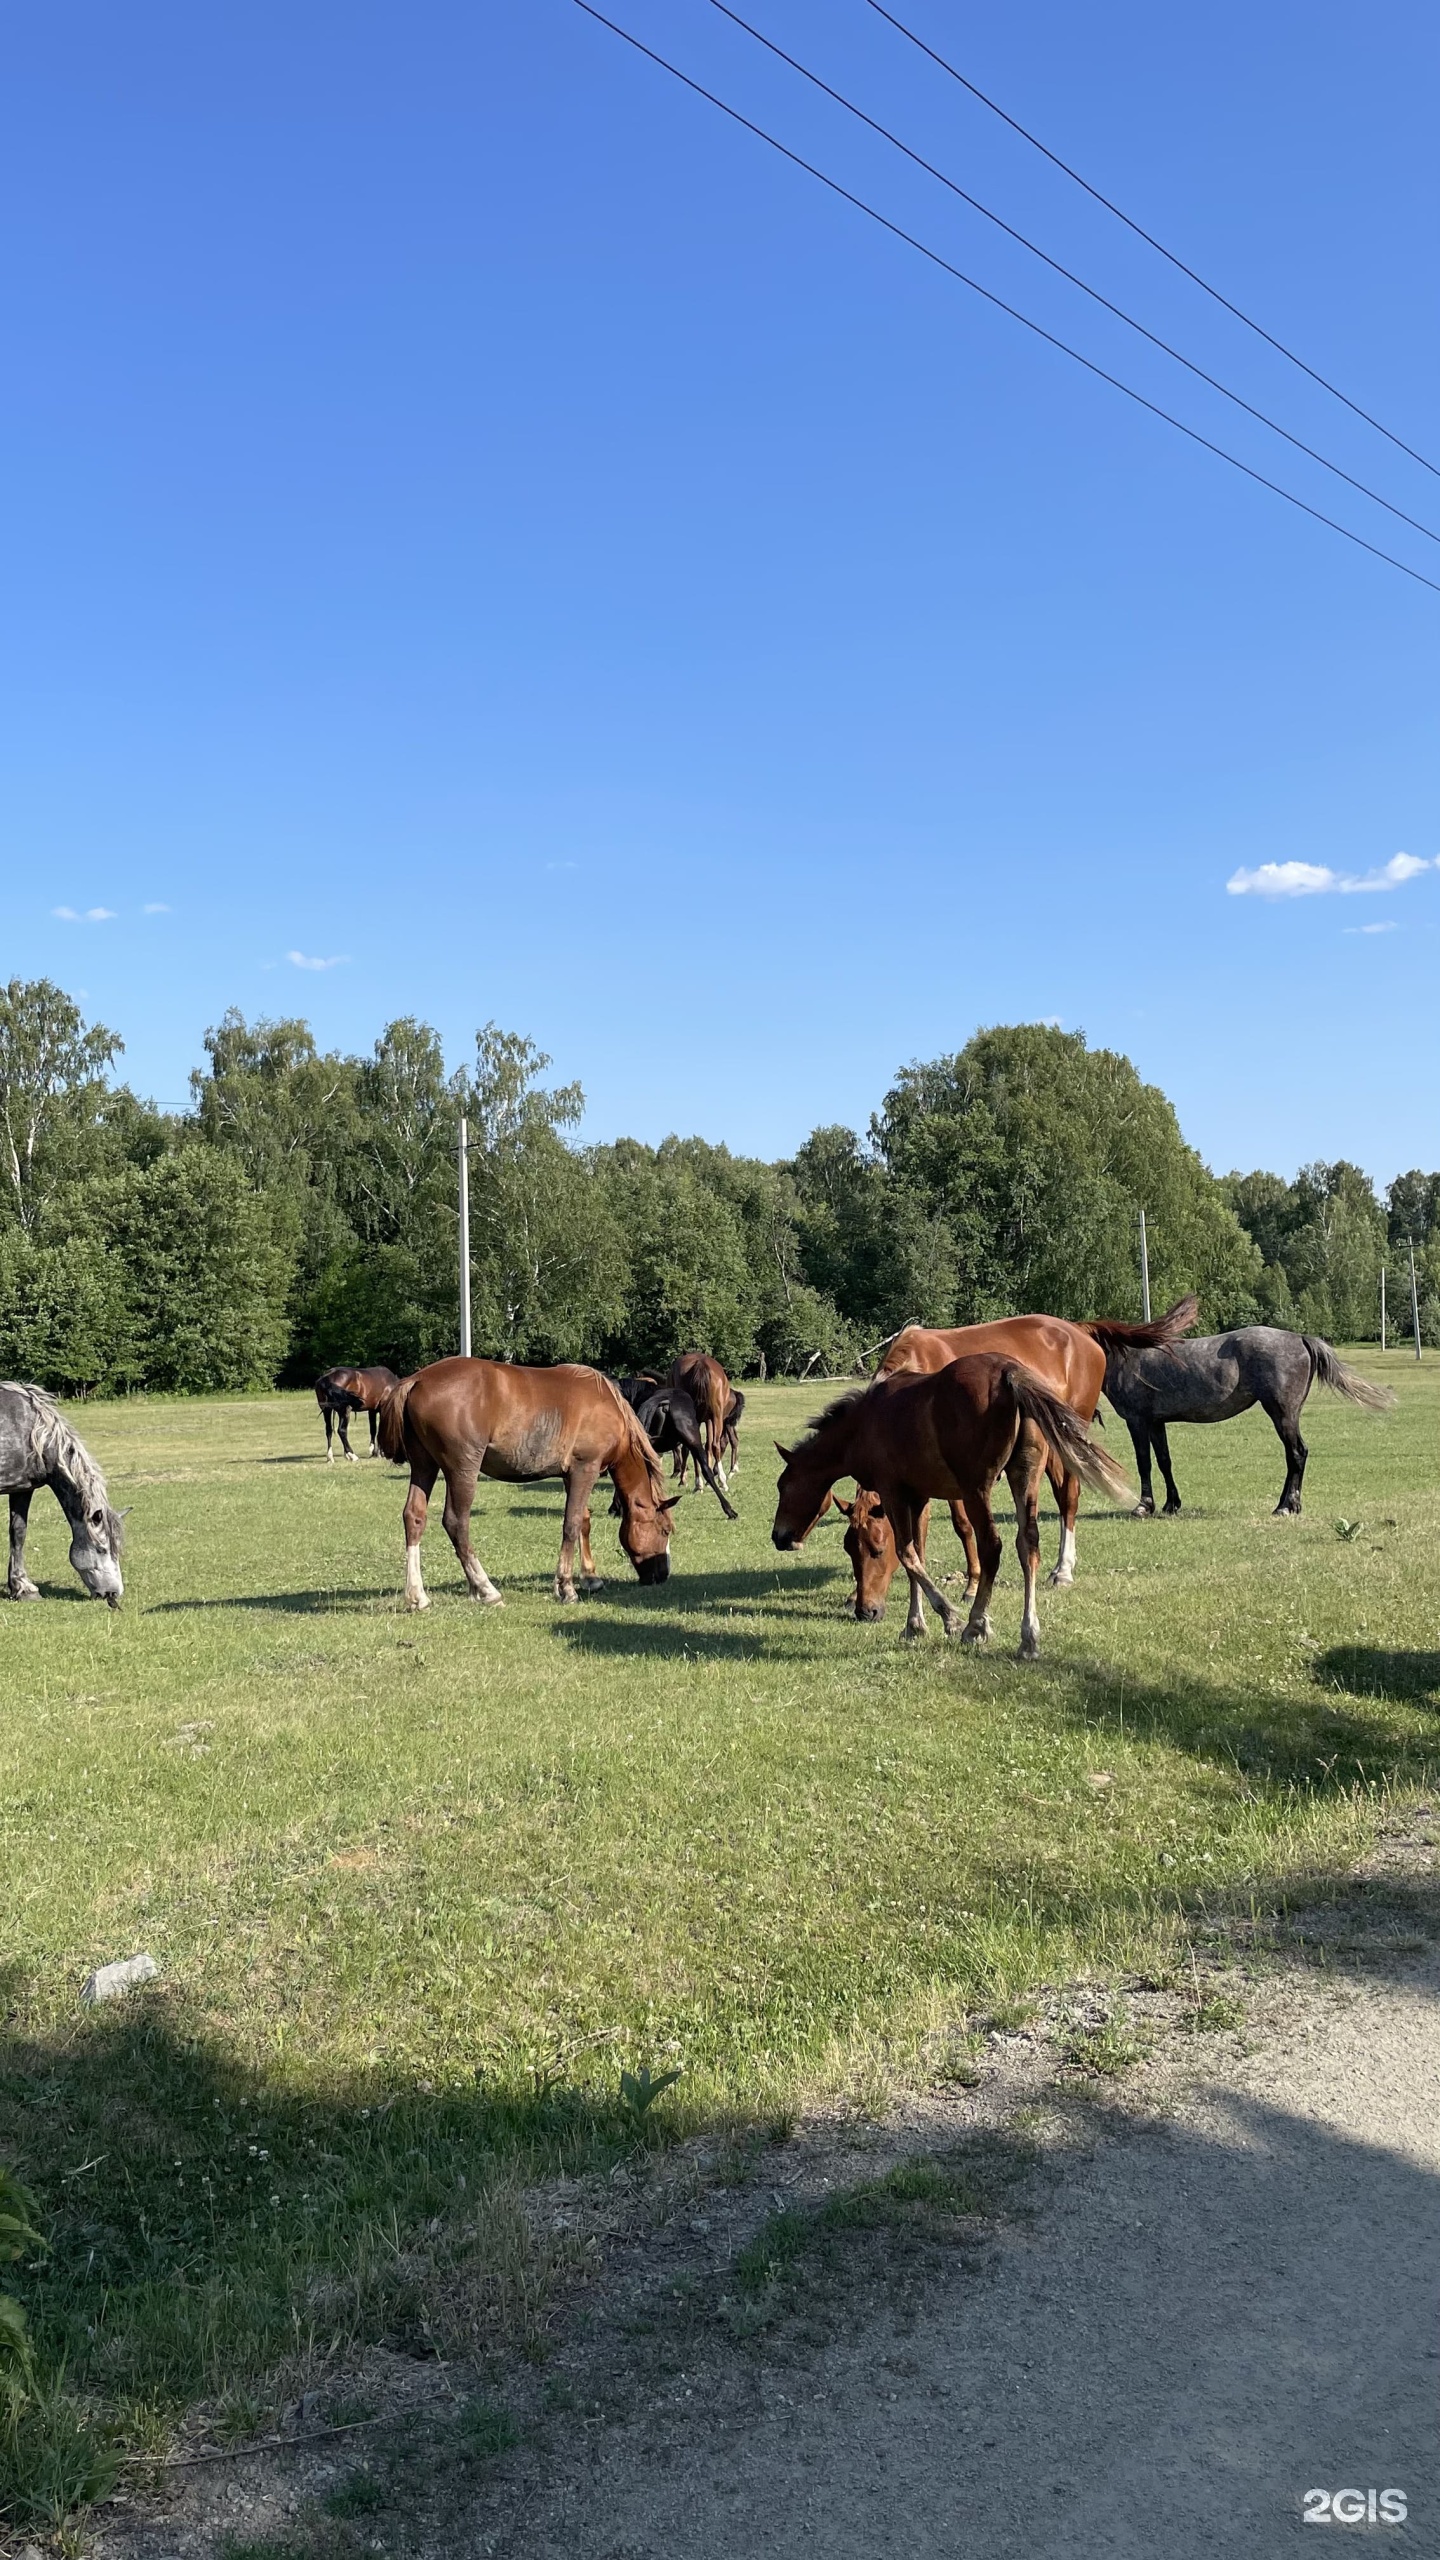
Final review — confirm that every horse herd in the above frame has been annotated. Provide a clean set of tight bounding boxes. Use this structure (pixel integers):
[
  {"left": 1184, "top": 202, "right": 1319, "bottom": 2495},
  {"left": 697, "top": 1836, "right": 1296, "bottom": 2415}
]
[
  {"left": 0, "top": 1305, "right": 1390, "bottom": 1651},
  {"left": 305, "top": 1301, "right": 1390, "bottom": 1659}
]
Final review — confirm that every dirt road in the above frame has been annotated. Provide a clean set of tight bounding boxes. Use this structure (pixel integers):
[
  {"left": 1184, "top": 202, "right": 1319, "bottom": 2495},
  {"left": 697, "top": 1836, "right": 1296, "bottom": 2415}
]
[{"left": 513, "top": 1951, "right": 1440, "bottom": 2558}]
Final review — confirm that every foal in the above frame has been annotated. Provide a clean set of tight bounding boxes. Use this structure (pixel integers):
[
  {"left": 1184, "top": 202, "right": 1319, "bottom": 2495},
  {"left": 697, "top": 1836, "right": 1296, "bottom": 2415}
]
[{"left": 772, "top": 1357, "right": 1130, "bottom": 1658}]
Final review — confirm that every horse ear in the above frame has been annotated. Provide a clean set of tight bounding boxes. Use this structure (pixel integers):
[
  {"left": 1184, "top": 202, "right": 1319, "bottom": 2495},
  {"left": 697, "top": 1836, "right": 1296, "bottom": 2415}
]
[
  {"left": 774, "top": 1441, "right": 792, "bottom": 1461},
  {"left": 832, "top": 1494, "right": 853, "bottom": 1517},
  {"left": 659, "top": 1493, "right": 682, "bottom": 1512}
]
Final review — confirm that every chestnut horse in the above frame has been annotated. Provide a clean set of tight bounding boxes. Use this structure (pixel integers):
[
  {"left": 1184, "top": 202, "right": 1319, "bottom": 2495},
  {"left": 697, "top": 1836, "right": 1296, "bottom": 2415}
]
[
  {"left": 773, "top": 1358, "right": 1130, "bottom": 1656},
  {"left": 670, "top": 1351, "right": 731, "bottom": 1485},
  {"left": 315, "top": 1363, "right": 399, "bottom": 1462},
  {"left": 377, "top": 1358, "right": 677, "bottom": 1609}
]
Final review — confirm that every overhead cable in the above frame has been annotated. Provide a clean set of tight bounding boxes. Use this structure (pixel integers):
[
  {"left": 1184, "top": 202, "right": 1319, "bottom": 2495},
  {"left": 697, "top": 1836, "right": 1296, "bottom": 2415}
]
[
  {"left": 569, "top": 1, "right": 1440, "bottom": 596},
  {"left": 862, "top": 0, "right": 1440, "bottom": 482},
  {"left": 699, "top": 0, "right": 1440, "bottom": 549}
]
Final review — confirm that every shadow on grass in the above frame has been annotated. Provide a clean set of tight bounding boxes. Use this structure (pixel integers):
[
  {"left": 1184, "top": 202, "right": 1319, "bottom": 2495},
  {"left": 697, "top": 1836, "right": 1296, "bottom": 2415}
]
[
  {"left": 147, "top": 1590, "right": 398, "bottom": 1616},
  {"left": 1313, "top": 1647, "right": 1440, "bottom": 1707}
]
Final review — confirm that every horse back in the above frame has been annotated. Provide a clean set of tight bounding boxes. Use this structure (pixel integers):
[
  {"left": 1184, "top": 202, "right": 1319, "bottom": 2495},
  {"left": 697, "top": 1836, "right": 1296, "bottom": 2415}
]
[
  {"left": 397, "top": 1357, "right": 628, "bottom": 1479},
  {"left": 880, "top": 1317, "right": 1103, "bottom": 1416}
]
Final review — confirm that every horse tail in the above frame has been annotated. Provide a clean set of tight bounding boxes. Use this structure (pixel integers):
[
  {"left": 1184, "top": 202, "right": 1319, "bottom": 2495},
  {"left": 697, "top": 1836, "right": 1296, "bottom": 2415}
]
[
  {"left": 1084, "top": 1294, "right": 1200, "bottom": 1357},
  {"left": 1001, "top": 1363, "right": 1134, "bottom": 1506},
  {"left": 1304, "top": 1338, "right": 1395, "bottom": 1410},
  {"left": 376, "top": 1376, "right": 416, "bottom": 1465}
]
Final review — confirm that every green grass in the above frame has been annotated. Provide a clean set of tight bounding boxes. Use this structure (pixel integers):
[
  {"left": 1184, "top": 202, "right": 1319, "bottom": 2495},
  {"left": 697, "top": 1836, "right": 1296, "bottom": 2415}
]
[{"left": 1, "top": 1353, "right": 1437, "bottom": 2511}]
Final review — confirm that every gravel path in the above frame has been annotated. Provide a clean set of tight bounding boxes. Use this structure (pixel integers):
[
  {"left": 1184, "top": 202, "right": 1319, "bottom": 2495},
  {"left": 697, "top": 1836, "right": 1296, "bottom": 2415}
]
[{"left": 514, "top": 1951, "right": 1440, "bottom": 2558}]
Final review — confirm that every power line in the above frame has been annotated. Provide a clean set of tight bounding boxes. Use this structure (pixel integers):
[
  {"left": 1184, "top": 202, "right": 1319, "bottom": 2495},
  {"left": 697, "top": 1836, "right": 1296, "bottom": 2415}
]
[
  {"left": 701, "top": 0, "right": 1440, "bottom": 549},
  {"left": 568, "top": 0, "right": 1440, "bottom": 596},
  {"left": 862, "top": 0, "right": 1440, "bottom": 483}
]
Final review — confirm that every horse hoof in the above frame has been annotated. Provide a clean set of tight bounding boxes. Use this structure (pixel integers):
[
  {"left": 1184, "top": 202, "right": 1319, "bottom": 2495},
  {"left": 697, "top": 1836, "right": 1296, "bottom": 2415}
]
[
  {"left": 960, "top": 1625, "right": 988, "bottom": 1646},
  {"left": 554, "top": 1586, "right": 579, "bottom": 1605},
  {"left": 903, "top": 1623, "right": 927, "bottom": 1641},
  {"left": 1131, "top": 1502, "right": 1154, "bottom": 1520},
  {"left": 581, "top": 1576, "right": 605, "bottom": 1594},
  {"left": 404, "top": 1592, "right": 430, "bottom": 1612},
  {"left": 1046, "top": 1567, "right": 1074, "bottom": 1588},
  {"left": 6, "top": 1582, "right": 41, "bottom": 1602},
  {"left": 1017, "top": 1639, "right": 1040, "bottom": 1662}
]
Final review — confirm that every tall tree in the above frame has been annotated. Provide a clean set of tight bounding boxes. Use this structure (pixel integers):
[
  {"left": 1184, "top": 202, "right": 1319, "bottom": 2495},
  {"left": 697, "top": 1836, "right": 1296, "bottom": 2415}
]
[{"left": 0, "top": 980, "right": 121, "bottom": 1230}]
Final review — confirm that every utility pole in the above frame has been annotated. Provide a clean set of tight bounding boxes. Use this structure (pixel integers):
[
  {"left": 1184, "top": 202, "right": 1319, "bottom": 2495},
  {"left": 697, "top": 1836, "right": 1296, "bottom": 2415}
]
[
  {"left": 1380, "top": 1261, "right": 1387, "bottom": 1354},
  {"left": 1138, "top": 1208, "right": 1152, "bottom": 1324},
  {"left": 1408, "top": 1237, "right": 1422, "bottom": 1362},
  {"left": 458, "top": 1115, "right": 472, "bottom": 1359}
]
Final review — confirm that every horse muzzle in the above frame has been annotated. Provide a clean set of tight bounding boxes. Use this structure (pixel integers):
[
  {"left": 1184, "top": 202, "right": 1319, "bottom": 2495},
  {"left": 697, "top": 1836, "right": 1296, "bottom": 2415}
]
[
  {"left": 772, "top": 1529, "right": 798, "bottom": 1552},
  {"left": 854, "top": 1602, "right": 885, "bottom": 1622},
  {"left": 635, "top": 1553, "right": 670, "bottom": 1586}
]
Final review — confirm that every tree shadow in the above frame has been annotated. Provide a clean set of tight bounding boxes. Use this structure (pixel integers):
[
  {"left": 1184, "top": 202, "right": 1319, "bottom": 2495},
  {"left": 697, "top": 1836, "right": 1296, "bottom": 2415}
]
[
  {"left": 1312, "top": 1647, "right": 1440, "bottom": 1708},
  {"left": 1037, "top": 1653, "right": 1440, "bottom": 1799}
]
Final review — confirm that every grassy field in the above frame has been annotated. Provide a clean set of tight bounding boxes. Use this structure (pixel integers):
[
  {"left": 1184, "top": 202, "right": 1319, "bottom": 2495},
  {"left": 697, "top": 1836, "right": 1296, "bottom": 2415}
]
[{"left": 2, "top": 1355, "right": 1438, "bottom": 2515}]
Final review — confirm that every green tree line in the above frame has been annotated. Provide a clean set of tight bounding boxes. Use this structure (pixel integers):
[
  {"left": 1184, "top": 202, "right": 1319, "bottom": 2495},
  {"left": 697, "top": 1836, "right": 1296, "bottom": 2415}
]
[{"left": 0, "top": 981, "right": 1432, "bottom": 1396}]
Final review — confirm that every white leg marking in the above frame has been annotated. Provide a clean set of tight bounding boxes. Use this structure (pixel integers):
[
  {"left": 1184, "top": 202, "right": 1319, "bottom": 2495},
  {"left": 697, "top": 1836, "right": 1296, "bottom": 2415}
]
[
  {"left": 1047, "top": 1524, "right": 1077, "bottom": 1588},
  {"left": 404, "top": 1545, "right": 429, "bottom": 1611}
]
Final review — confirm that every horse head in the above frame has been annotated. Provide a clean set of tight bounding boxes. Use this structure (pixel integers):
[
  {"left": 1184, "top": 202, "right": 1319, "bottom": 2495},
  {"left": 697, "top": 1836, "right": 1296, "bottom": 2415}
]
[{"left": 836, "top": 1486, "right": 897, "bottom": 1620}]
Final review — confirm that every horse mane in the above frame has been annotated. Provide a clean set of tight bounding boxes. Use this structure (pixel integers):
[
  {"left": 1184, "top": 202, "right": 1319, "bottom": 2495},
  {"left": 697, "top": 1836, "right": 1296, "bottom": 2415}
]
[
  {"left": 802, "top": 1386, "right": 870, "bottom": 1441},
  {"left": 598, "top": 1372, "right": 669, "bottom": 1503},
  {"left": 3, "top": 1382, "right": 123, "bottom": 1550},
  {"left": 1085, "top": 1295, "right": 1200, "bottom": 1358}
]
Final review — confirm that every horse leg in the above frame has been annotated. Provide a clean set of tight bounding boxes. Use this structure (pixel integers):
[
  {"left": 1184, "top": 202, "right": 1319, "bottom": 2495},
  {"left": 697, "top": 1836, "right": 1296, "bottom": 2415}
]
[
  {"left": 556, "top": 1463, "right": 601, "bottom": 1602},
  {"left": 324, "top": 1408, "right": 336, "bottom": 1464},
  {"left": 338, "top": 1408, "right": 359, "bottom": 1464},
  {"left": 941, "top": 1498, "right": 981, "bottom": 1598},
  {"left": 1261, "top": 1396, "right": 1307, "bottom": 1514},
  {"left": 955, "top": 1488, "right": 1003, "bottom": 1645},
  {"left": 1126, "top": 1421, "right": 1157, "bottom": 1518},
  {"left": 1151, "top": 1422, "right": 1182, "bottom": 1515},
  {"left": 368, "top": 1409, "right": 382, "bottom": 1457},
  {"left": 1006, "top": 1440, "right": 1045, "bottom": 1659},
  {"left": 890, "top": 1492, "right": 961, "bottom": 1639},
  {"left": 7, "top": 1491, "right": 40, "bottom": 1600},
  {"left": 1046, "top": 1461, "right": 1081, "bottom": 1587},
  {"left": 402, "top": 1454, "right": 439, "bottom": 1610},
  {"left": 442, "top": 1460, "right": 503, "bottom": 1606},
  {"left": 578, "top": 1500, "right": 603, "bottom": 1593}
]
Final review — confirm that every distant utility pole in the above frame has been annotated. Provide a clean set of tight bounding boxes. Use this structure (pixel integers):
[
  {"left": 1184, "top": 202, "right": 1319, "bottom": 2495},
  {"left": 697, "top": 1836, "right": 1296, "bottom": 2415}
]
[
  {"left": 1138, "top": 1208, "right": 1152, "bottom": 1324},
  {"left": 1380, "top": 1261, "right": 1387, "bottom": 1353},
  {"left": 458, "top": 1115, "right": 472, "bottom": 1359},
  {"left": 1408, "top": 1237, "right": 1422, "bottom": 1362}
]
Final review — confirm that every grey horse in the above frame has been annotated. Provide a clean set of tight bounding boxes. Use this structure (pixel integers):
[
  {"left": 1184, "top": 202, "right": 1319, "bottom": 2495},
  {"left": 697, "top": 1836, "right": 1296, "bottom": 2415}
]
[
  {"left": 1094, "top": 1312, "right": 1393, "bottom": 1517},
  {"left": 2, "top": 1381, "right": 125, "bottom": 1604}
]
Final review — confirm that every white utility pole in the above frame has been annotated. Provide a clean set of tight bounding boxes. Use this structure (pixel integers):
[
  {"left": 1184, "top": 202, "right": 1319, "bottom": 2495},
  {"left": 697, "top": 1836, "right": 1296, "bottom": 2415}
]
[
  {"left": 1138, "top": 1208, "right": 1152, "bottom": 1324},
  {"left": 1408, "top": 1237, "right": 1422, "bottom": 1362},
  {"left": 458, "top": 1115, "right": 472, "bottom": 1359}
]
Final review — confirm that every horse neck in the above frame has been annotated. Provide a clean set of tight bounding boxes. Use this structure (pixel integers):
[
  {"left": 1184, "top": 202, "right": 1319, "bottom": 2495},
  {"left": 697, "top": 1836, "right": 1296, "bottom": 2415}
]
[
  {"left": 610, "top": 1428, "right": 657, "bottom": 1512},
  {"left": 796, "top": 1409, "right": 856, "bottom": 1500}
]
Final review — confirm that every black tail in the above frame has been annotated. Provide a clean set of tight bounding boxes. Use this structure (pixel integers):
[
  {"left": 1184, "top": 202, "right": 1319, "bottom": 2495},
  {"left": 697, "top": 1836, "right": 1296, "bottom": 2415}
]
[
  {"left": 1001, "top": 1364, "right": 1135, "bottom": 1506},
  {"left": 1304, "top": 1338, "right": 1395, "bottom": 1410},
  {"left": 1084, "top": 1294, "right": 1200, "bottom": 1357}
]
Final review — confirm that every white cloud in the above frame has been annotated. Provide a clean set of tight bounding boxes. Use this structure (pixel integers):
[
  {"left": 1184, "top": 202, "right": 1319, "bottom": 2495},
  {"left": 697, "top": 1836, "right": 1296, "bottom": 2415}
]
[
  {"left": 287, "top": 949, "right": 349, "bottom": 971},
  {"left": 52, "top": 904, "right": 116, "bottom": 922},
  {"left": 52, "top": 905, "right": 79, "bottom": 920},
  {"left": 1345, "top": 919, "right": 1399, "bottom": 935},
  {"left": 143, "top": 900, "right": 171, "bottom": 914},
  {"left": 1227, "top": 851, "right": 1433, "bottom": 899}
]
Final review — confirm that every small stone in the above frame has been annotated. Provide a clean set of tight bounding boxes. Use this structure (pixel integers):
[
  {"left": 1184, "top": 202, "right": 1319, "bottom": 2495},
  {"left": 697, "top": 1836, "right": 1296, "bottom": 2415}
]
[{"left": 80, "top": 1952, "right": 159, "bottom": 2005}]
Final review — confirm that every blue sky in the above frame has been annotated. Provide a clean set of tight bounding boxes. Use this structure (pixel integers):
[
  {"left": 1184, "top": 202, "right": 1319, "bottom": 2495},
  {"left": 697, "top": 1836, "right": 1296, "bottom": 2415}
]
[{"left": 3, "top": 1, "right": 1436, "bottom": 1179}]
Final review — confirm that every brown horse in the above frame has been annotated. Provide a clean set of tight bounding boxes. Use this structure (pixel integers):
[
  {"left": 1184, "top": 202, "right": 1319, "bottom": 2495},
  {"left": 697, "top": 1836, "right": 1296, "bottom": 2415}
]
[
  {"left": 377, "top": 1358, "right": 677, "bottom": 1609},
  {"left": 772, "top": 1358, "right": 1130, "bottom": 1656},
  {"left": 315, "top": 1363, "right": 399, "bottom": 1462},
  {"left": 670, "top": 1351, "right": 731, "bottom": 1485}
]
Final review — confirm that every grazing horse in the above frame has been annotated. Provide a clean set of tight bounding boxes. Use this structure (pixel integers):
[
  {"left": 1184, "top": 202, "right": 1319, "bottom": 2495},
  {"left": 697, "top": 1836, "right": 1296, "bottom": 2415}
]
[
  {"left": 2, "top": 1382, "right": 124, "bottom": 1606},
  {"left": 877, "top": 1315, "right": 1106, "bottom": 1588},
  {"left": 772, "top": 1359, "right": 1130, "bottom": 1656},
  {"left": 1093, "top": 1322, "right": 1394, "bottom": 1517},
  {"left": 669, "top": 1352, "right": 731, "bottom": 1485},
  {"left": 377, "top": 1357, "right": 677, "bottom": 1608},
  {"left": 620, "top": 1380, "right": 738, "bottom": 1518},
  {"left": 673, "top": 1385, "right": 745, "bottom": 1493},
  {"left": 315, "top": 1364, "right": 399, "bottom": 1462}
]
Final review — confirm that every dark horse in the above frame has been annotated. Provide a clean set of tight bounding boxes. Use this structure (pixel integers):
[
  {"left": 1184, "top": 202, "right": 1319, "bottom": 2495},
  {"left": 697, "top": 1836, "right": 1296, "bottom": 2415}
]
[
  {"left": 1094, "top": 1310, "right": 1393, "bottom": 1516},
  {"left": 2, "top": 1382, "right": 124, "bottom": 1605},
  {"left": 618, "top": 1378, "right": 738, "bottom": 1518},
  {"left": 772, "top": 1357, "right": 1130, "bottom": 1657},
  {"left": 315, "top": 1364, "right": 399, "bottom": 1462},
  {"left": 669, "top": 1352, "right": 732, "bottom": 1486},
  {"left": 378, "top": 1357, "right": 677, "bottom": 1607}
]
